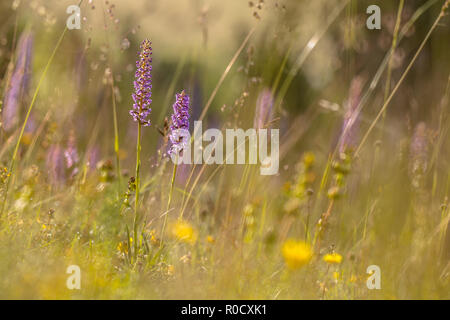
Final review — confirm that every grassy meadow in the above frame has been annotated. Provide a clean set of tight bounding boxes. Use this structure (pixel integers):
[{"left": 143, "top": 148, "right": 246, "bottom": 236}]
[{"left": 0, "top": 0, "right": 449, "bottom": 299}]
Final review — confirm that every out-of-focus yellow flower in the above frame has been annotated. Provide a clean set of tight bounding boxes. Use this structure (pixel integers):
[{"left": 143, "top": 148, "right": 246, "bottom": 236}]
[
  {"left": 281, "top": 239, "right": 313, "bottom": 270},
  {"left": 146, "top": 229, "right": 159, "bottom": 246},
  {"left": 167, "top": 265, "right": 175, "bottom": 276},
  {"left": 170, "top": 219, "right": 197, "bottom": 244},
  {"left": 318, "top": 281, "right": 327, "bottom": 293},
  {"left": 180, "top": 254, "right": 191, "bottom": 264},
  {"left": 206, "top": 235, "right": 215, "bottom": 243},
  {"left": 117, "top": 241, "right": 128, "bottom": 254},
  {"left": 117, "top": 238, "right": 133, "bottom": 254},
  {"left": 21, "top": 132, "right": 33, "bottom": 146},
  {"left": 323, "top": 252, "right": 343, "bottom": 264},
  {"left": 333, "top": 271, "right": 340, "bottom": 281},
  {"left": 303, "top": 152, "right": 315, "bottom": 169},
  {"left": 349, "top": 274, "right": 358, "bottom": 283}
]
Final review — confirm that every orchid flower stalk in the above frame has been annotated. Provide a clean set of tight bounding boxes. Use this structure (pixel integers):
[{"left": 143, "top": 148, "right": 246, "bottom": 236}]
[
  {"left": 161, "top": 91, "right": 190, "bottom": 242},
  {"left": 130, "top": 39, "right": 152, "bottom": 261}
]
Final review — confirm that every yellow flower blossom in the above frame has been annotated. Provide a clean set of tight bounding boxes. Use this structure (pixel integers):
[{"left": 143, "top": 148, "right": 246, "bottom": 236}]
[
  {"left": 117, "top": 238, "right": 133, "bottom": 254},
  {"left": 146, "top": 229, "right": 159, "bottom": 246},
  {"left": 323, "top": 252, "right": 343, "bottom": 264},
  {"left": 170, "top": 219, "right": 197, "bottom": 244},
  {"left": 21, "top": 132, "right": 33, "bottom": 146},
  {"left": 167, "top": 265, "right": 175, "bottom": 276},
  {"left": 281, "top": 239, "right": 313, "bottom": 270}
]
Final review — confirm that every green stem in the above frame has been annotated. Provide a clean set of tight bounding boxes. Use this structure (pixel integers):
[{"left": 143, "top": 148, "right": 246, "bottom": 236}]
[
  {"left": 371, "top": 0, "right": 404, "bottom": 182},
  {"left": 355, "top": 1, "right": 448, "bottom": 157},
  {"left": 379, "top": 0, "right": 404, "bottom": 144},
  {"left": 111, "top": 79, "right": 122, "bottom": 198},
  {"left": 133, "top": 123, "right": 142, "bottom": 262},
  {"left": 161, "top": 159, "right": 178, "bottom": 246},
  {"left": 168, "top": 164, "right": 178, "bottom": 214},
  {"left": 0, "top": 7, "right": 81, "bottom": 219}
]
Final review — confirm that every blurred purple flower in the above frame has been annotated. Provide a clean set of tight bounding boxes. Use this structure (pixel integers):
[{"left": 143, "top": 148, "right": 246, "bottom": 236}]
[
  {"left": 169, "top": 91, "right": 190, "bottom": 156},
  {"left": 409, "top": 122, "right": 428, "bottom": 189},
  {"left": 254, "top": 88, "right": 274, "bottom": 129},
  {"left": 2, "top": 32, "right": 34, "bottom": 132},
  {"left": 64, "top": 131, "right": 79, "bottom": 179},
  {"left": 338, "top": 76, "right": 364, "bottom": 153},
  {"left": 87, "top": 145, "right": 100, "bottom": 170},
  {"left": 130, "top": 39, "right": 152, "bottom": 126},
  {"left": 46, "top": 145, "right": 65, "bottom": 185},
  {"left": 25, "top": 113, "right": 36, "bottom": 134},
  {"left": 64, "top": 137, "right": 79, "bottom": 170}
]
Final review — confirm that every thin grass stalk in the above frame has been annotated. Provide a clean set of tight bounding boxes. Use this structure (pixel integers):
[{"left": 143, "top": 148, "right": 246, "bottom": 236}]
[
  {"left": 274, "top": 0, "right": 349, "bottom": 111},
  {"left": 133, "top": 122, "right": 142, "bottom": 261},
  {"left": 99, "top": 0, "right": 122, "bottom": 198},
  {"left": 0, "top": 0, "right": 85, "bottom": 218},
  {"left": 372, "top": 0, "right": 404, "bottom": 177},
  {"left": 198, "top": 27, "right": 256, "bottom": 121},
  {"left": 111, "top": 81, "right": 122, "bottom": 197},
  {"left": 330, "top": 0, "right": 440, "bottom": 173},
  {"left": 161, "top": 158, "right": 178, "bottom": 246},
  {"left": 180, "top": 28, "right": 256, "bottom": 210},
  {"left": 355, "top": 1, "right": 450, "bottom": 157}
]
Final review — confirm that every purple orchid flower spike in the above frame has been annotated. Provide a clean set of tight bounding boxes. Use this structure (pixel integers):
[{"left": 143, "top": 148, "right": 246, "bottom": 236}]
[
  {"left": 169, "top": 90, "right": 191, "bottom": 156},
  {"left": 130, "top": 39, "right": 152, "bottom": 126}
]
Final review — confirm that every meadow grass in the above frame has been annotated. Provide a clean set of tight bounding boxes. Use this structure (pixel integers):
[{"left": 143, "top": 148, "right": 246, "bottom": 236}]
[{"left": 0, "top": 0, "right": 449, "bottom": 299}]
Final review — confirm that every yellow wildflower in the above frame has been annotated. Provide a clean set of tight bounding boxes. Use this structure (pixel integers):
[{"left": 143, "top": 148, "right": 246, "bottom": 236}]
[
  {"left": 281, "top": 239, "right": 313, "bottom": 270},
  {"left": 170, "top": 219, "right": 197, "bottom": 244},
  {"left": 303, "top": 152, "right": 315, "bottom": 169},
  {"left": 117, "top": 238, "right": 133, "bottom": 254},
  {"left": 323, "top": 252, "right": 343, "bottom": 264},
  {"left": 21, "top": 132, "right": 33, "bottom": 146},
  {"left": 167, "top": 265, "right": 175, "bottom": 276},
  {"left": 117, "top": 241, "right": 127, "bottom": 254},
  {"left": 147, "top": 229, "right": 159, "bottom": 246}
]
